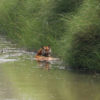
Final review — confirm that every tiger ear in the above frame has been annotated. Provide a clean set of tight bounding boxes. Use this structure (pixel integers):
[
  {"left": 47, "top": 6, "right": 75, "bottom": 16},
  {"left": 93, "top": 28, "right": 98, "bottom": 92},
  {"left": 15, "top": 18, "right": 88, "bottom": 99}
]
[{"left": 43, "top": 46, "right": 46, "bottom": 49}]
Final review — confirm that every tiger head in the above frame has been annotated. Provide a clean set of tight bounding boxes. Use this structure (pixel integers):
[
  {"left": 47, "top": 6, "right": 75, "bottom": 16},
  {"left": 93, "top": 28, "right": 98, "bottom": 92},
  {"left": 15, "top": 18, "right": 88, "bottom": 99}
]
[{"left": 42, "top": 46, "right": 51, "bottom": 57}]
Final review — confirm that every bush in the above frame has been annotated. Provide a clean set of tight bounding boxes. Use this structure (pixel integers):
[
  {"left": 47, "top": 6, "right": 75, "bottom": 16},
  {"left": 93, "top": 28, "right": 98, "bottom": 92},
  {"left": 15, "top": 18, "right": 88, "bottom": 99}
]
[{"left": 61, "top": 0, "right": 100, "bottom": 70}]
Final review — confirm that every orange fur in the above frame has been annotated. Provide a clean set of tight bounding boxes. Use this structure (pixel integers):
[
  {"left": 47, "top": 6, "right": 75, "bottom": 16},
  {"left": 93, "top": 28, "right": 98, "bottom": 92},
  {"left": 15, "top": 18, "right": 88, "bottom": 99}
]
[{"left": 36, "top": 46, "right": 51, "bottom": 57}]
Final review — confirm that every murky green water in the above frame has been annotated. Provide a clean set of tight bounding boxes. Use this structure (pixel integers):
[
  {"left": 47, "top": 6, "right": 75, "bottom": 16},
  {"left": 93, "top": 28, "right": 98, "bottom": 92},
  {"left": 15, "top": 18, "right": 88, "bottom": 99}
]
[{"left": 0, "top": 36, "right": 100, "bottom": 100}]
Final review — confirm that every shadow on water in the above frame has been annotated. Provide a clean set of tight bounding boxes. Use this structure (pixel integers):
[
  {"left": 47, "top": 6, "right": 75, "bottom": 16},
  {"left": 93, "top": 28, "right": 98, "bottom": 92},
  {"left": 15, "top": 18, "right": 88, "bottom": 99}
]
[{"left": 0, "top": 36, "right": 100, "bottom": 100}]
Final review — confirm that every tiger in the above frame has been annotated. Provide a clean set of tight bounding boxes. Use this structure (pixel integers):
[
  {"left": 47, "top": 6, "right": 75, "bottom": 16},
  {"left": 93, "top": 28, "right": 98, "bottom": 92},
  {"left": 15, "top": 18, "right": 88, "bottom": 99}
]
[{"left": 36, "top": 46, "right": 51, "bottom": 57}]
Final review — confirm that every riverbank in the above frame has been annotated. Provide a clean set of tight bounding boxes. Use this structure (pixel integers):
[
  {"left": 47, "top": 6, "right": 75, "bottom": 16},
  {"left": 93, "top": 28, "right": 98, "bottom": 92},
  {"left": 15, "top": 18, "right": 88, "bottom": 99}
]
[{"left": 0, "top": 0, "right": 100, "bottom": 71}]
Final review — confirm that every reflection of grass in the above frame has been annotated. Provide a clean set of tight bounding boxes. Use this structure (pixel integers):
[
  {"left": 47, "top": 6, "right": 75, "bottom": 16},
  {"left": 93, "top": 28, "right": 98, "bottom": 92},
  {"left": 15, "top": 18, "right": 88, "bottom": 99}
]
[
  {"left": 1, "top": 60, "right": 74, "bottom": 100},
  {"left": 1, "top": 60, "right": 100, "bottom": 100}
]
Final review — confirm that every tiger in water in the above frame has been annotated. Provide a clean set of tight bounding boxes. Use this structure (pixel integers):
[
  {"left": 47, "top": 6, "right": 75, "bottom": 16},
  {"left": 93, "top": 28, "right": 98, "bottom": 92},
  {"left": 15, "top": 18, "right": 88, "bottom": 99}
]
[{"left": 36, "top": 46, "right": 51, "bottom": 57}]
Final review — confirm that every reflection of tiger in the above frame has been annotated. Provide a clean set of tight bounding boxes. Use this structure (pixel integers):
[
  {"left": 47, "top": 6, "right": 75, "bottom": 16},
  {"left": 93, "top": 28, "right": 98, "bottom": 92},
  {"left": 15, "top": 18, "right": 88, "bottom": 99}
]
[{"left": 36, "top": 46, "right": 51, "bottom": 57}]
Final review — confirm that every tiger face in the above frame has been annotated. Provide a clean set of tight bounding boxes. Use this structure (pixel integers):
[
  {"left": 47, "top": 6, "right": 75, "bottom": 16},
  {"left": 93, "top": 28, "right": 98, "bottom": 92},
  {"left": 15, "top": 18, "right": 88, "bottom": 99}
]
[
  {"left": 42, "top": 46, "right": 51, "bottom": 57},
  {"left": 36, "top": 46, "right": 51, "bottom": 57}
]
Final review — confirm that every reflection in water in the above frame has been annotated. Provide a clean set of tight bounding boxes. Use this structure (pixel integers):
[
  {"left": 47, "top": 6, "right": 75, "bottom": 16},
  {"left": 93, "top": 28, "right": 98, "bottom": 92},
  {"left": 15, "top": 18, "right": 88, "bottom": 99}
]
[
  {"left": 0, "top": 36, "right": 100, "bottom": 100},
  {"left": 37, "top": 61, "right": 50, "bottom": 70},
  {"left": 1, "top": 61, "right": 100, "bottom": 100}
]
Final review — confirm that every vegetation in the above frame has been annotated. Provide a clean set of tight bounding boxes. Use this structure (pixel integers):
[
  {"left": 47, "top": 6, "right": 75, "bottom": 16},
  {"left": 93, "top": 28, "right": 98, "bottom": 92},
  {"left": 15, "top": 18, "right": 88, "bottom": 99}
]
[{"left": 0, "top": 0, "right": 100, "bottom": 71}]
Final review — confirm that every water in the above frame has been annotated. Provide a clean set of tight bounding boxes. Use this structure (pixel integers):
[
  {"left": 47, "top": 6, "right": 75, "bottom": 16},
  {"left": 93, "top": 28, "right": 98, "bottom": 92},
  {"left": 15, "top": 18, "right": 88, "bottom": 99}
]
[{"left": 0, "top": 36, "right": 100, "bottom": 100}]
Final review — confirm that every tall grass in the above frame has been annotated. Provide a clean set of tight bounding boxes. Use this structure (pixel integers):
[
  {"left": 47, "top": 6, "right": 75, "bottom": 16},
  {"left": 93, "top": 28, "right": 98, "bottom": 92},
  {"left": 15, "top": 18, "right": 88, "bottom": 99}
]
[
  {"left": 0, "top": 0, "right": 64, "bottom": 50},
  {"left": 60, "top": 0, "right": 100, "bottom": 70},
  {"left": 0, "top": 0, "right": 100, "bottom": 70}
]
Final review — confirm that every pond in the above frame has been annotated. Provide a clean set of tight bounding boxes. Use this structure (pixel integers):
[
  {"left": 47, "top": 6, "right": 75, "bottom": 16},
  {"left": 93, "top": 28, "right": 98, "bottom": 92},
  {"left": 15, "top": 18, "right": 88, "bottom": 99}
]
[{"left": 0, "top": 36, "right": 100, "bottom": 100}]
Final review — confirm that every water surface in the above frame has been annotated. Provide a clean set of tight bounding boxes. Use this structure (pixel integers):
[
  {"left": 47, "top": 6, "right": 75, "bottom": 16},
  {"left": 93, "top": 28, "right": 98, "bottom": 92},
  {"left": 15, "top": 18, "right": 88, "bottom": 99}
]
[{"left": 0, "top": 36, "right": 100, "bottom": 100}]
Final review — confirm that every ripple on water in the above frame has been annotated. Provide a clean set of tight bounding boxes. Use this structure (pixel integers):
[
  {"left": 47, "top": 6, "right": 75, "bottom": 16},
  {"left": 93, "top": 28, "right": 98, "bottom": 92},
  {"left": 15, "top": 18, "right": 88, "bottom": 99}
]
[
  {"left": 0, "top": 36, "right": 62, "bottom": 71},
  {"left": 0, "top": 36, "right": 37, "bottom": 64}
]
